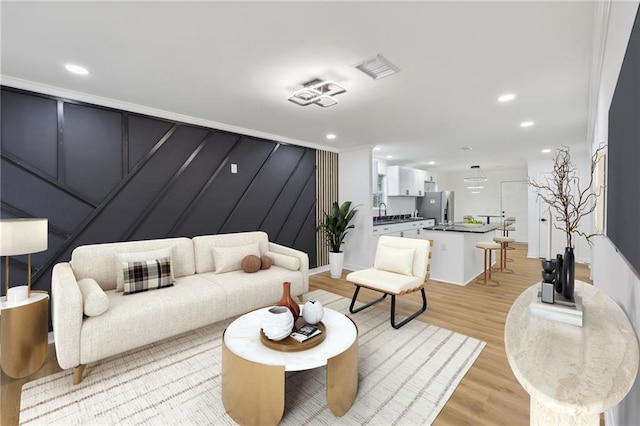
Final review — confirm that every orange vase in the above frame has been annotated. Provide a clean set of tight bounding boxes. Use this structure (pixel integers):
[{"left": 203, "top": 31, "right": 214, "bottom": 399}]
[{"left": 276, "top": 281, "right": 300, "bottom": 318}]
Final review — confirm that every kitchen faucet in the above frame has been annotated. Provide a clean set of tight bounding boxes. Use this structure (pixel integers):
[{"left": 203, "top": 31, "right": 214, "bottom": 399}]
[{"left": 378, "top": 202, "right": 387, "bottom": 218}]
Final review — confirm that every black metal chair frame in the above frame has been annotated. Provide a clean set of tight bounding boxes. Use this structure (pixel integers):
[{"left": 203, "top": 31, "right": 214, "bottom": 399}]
[{"left": 349, "top": 285, "right": 427, "bottom": 329}]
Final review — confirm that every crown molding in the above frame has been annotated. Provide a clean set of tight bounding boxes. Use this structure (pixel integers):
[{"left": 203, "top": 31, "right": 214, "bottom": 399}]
[{"left": 0, "top": 76, "right": 340, "bottom": 154}]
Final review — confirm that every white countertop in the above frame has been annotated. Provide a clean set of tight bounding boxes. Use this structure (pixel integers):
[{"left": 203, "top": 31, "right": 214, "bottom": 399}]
[
  {"left": 224, "top": 306, "right": 357, "bottom": 372},
  {"left": 505, "top": 281, "right": 639, "bottom": 416}
]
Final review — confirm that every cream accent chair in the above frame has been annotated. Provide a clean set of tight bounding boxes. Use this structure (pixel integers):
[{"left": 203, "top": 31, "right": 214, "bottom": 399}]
[{"left": 346, "top": 236, "right": 433, "bottom": 329}]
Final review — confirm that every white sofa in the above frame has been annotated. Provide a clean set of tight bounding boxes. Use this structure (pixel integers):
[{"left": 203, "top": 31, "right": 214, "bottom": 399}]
[{"left": 51, "top": 231, "right": 308, "bottom": 383}]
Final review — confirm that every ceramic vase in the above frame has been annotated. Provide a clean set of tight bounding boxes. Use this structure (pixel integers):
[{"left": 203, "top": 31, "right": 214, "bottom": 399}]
[
  {"left": 276, "top": 281, "right": 300, "bottom": 319},
  {"left": 302, "top": 300, "right": 324, "bottom": 325},
  {"left": 262, "top": 306, "right": 294, "bottom": 341},
  {"left": 554, "top": 254, "right": 564, "bottom": 294},
  {"left": 329, "top": 252, "right": 344, "bottom": 279},
  {"left": 562, "top": 247, "right": 575, "bottom": 300}
]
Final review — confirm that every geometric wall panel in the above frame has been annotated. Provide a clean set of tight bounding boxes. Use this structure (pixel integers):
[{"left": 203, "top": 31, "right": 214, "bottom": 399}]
[{"left": 0, "top": 86, "right": 318, "bottom": 310}]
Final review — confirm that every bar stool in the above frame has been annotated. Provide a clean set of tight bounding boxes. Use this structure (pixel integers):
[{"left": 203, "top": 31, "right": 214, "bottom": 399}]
[
  {"left": 476, "top": 242, "right": 501, "bottom": 286},
  {"left": 493, "top": 236, "right": 515, "bottom": 272}
]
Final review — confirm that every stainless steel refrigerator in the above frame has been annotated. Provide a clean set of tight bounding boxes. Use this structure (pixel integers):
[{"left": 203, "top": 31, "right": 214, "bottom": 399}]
[{"left": 419, "top": 191, "right": 455, "bottom": 224}]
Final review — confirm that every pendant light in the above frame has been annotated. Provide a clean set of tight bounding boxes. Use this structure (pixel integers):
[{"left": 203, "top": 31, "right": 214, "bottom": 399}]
[{"left": 464, "top": 165, "right": 488, "bottom": 183}]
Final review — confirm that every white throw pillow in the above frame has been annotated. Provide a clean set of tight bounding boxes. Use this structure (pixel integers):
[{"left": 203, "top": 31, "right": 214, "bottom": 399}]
[
  {"left": 266, "top": 251, "right": 301, "bottom": 271},
  {"left": 212, "top": 243, "right": 260, "bottom": 274},
  {"left": 115, "top": 247, "right": 174, "bottom": 292},
  {"left": 78, "top": 278, "right": 109, "bottom": 317},
  {"left": 374, "top": 245, "right": 416, "bottom": 276}
]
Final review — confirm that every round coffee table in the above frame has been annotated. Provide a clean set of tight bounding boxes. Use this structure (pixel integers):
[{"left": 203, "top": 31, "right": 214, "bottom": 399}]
[{"left": 222, "top": 306, "right": 358, "bottom": 426}]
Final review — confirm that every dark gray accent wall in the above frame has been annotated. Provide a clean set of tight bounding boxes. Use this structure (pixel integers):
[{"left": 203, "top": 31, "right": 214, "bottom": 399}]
[{"left": 1, "top": 87, "right": 318, "bottom": 303}]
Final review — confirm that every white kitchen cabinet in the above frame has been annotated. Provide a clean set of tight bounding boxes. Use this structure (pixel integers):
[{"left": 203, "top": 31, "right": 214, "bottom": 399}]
[
  {"left": 387, "top": 166, "right": 418, "bottom": 196},
  {"left": 414, "top": 170, "right": 427, "bottom": 197}
]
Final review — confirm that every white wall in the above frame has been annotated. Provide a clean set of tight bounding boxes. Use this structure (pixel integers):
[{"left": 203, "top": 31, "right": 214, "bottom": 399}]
[
  {"left": 339, "top": 147, "right": 374, "bottom": 271},
  {"left": 590, "top": 2, "right": 640, "bottom": 424},
  {"left": 437, "top": 167, "right": 529, "bottom": 242}
]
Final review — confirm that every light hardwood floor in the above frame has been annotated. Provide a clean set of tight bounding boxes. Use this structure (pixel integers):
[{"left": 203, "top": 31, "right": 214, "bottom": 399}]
[{"left": 1, "top": 243, "right": 591, "bottom": 425}]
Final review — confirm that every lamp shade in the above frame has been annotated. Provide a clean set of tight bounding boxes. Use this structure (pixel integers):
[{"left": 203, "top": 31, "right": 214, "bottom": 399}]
[{"left": 0, "top": 218, "right": 48, "bottom": 256}]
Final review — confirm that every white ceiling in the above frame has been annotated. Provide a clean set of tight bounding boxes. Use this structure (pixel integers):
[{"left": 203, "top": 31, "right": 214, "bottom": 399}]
[{"left": 1, "top": 1, "right": 598, "bottom": 172}]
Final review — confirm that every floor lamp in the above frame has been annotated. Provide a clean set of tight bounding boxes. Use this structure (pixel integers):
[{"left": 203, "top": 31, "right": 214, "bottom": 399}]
[{"left": 0, "top": 218, "right": 48, "bottom": 301}]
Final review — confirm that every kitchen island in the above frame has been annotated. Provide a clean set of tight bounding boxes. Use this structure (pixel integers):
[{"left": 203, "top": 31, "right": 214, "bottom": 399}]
[{"left": 422, "top": 224, "right": 498, "bottom": 285}]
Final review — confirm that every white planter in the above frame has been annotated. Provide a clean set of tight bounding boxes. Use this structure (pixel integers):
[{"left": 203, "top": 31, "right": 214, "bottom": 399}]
[{"left": 329, "top": 252, "right": 344, "bottom": 278}]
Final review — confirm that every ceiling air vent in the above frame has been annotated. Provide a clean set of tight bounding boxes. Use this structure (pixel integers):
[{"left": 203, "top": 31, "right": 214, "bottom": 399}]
[{"left": 354, "top": 54, "right": 401, "bottom": 80}]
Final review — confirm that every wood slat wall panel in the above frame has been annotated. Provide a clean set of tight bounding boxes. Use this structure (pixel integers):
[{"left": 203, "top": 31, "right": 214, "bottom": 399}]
[{"left": 315, "top": 150, "right": 338, "bottom": 267}]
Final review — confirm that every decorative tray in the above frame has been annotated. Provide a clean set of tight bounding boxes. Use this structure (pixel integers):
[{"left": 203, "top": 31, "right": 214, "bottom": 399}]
[{"left": 260, "top": 321, "right": 326, "bottom": 352}]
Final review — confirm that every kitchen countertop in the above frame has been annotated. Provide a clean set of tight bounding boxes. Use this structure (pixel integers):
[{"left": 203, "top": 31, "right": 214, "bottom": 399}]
[
  {"left": 424, "top": 224, "right": 497, "bottom": 233},
  {"left": 373, "top": 217, "right": 431, "bottom": 226}
]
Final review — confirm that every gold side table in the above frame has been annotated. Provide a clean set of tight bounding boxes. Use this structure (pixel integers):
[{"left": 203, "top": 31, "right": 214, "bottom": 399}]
[{"left": 0, "top": 290, "right": 49, "bottom": 378}]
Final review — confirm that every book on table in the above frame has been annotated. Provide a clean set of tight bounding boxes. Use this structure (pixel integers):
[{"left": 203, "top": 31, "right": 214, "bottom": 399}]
[
  {"left": 290, "top": 324, "right": 322, "bottom": 342},
  {"left": 530, "top": 289, "right": 583, "bottom": 327}
]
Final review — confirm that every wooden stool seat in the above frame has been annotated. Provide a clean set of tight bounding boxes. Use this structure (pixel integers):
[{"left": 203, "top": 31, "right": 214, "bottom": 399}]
[{"left": 476, "top": 242, "right": 500, "bottom": 286}]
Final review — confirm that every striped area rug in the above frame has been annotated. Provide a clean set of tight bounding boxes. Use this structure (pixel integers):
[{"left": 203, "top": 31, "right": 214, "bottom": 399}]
[{"left": 20, "top": 290, "right": 485, "bottom": 425}]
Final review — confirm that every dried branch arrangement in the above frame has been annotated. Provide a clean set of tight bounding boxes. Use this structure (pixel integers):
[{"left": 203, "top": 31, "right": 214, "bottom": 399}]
[{"left": 529, "top": 146, "right": 606, "bottom": 248}]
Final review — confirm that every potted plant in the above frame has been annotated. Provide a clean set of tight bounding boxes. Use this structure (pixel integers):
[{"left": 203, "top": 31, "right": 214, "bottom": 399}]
[
  {"left": 317, "top": 201, "right": 358, "bottom": 278},
  {"left": 529, "top": 146, "right": 604, "bottom": 299}
]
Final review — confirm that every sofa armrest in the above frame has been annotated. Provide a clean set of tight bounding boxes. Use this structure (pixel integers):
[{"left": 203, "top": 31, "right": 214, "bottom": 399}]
[
  {"left": 51, "top": 262, "right": 83, "bottom": 369},
  {"left": 268, "top": 242, "right": 309, "bottom": 293}
]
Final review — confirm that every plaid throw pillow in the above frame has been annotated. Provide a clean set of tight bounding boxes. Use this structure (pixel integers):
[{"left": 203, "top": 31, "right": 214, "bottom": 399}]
[{"left": 122, "top": 257, "right": 173, "bottom": 295}]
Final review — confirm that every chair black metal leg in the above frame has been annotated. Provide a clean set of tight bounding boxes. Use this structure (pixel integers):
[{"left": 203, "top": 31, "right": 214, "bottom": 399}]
[
  {"left": 390, "top": 288, "right": 428, "bottom": 329},
  {"left": 349, "top": 285, "right": 388, "bottom": 314}
]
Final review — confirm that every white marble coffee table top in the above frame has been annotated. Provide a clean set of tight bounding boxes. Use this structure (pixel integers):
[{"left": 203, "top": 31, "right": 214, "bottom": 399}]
[
  {"left": 505, "top": 281, "right": 639, "bottom": 415},
  {"left": 224, "top": 306, "right": 357, "bottom": 372}
]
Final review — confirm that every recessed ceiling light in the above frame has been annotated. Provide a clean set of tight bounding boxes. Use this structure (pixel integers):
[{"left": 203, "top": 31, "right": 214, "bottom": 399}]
[
  {"left": 386, "top": 155, "right": 393, "bottom": 159},
  {"left": 373, "top": 147, "right": 381, "bottom": 152},
  {"left": 326, "top": 133, "right": 336, "bottom": 140},
  {"left": 541, "top": 148, "right": 552, "bottom": 153},
  {"left": 461, "top": 146, "right": 473, "bottom": 151},
  {"left": 520, "top": 121, "right": 535, "bottom": 127},
  {"left": 498, "top": 93, "right": 516, "bottom": 102},
  {"left": 428, "top": 161, "right": 435, "bottom": 165},
  {"left": 65, "top": 64, "right": 89, "bottom": 75}
]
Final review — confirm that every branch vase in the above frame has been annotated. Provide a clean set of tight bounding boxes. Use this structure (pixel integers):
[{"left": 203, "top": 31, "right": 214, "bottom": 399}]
[{"left": 562, "top": 247, "right": 575, "bottom": 300}]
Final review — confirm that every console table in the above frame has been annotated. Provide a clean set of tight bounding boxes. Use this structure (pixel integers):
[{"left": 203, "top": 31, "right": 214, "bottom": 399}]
[{"left": 505, "top": 281, "right": 639, "bottom": 425}]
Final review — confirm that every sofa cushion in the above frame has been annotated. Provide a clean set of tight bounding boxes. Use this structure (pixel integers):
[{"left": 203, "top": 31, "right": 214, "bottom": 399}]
[
  {"left": 266, "top": 251, "right": 300, "bottom": 271},
  {"left": 212, "top": 243, "right": 260, "bottom": 274},
  {"left": 79, "top": 275, "right": 227, "bottom": 364},
  {"left": 71, "top": 238, "right": 195, "bottom": 291},
  {"left": 241, "top": 255, "right": 262, "bottom": 273},
  {"left": 115, "top": 247, "right": 174, "bottom": 292},
  {"left": 122, "top": 257, "right": 174, "bottom": 295},
  {"left": 374, "top": 245, "right": 416, "bottom": 276},
  {"left": 199, "top": 267, "right": 304, "bottom": 318},
  {"left": 78, "top": 278, "right": 109, "bottom": 317},
  {"left": 193, "top": 232, "right": 270, "bottom": 274}
]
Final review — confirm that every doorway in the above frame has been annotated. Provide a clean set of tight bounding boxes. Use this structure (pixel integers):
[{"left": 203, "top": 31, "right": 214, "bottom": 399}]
[{"left": 500, "top": 180, "right": 528, "bottom": 243}]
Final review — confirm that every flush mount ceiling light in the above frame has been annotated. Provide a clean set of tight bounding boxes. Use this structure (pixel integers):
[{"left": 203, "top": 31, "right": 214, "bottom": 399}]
[
  {"left": 326, "top": 133, "right": 336, "bottom": 140},
  {"left": 541, "top": 148, "right": 552, "bottom": 153},
  {"left": 461, "top": 146, "right": 474, "bottom": 151},
  {"left": 354, "top": 54, "right": 401, "bottom": 80},
  {"left": 463, "top": 165, "right": 488, "bottom": 183},
  {"left": 288, "top": 79, "right": 346, "bottom": 107},
  {"left": 498, "top": 93, "right": 516, "bottom": 102},
  {"left": 65, "top": 64, "right": 89, "bottom": 75},
  {"left": 520, "top": 121, "right": 535, "bottom": 127},
  {"left": 428, "top": 161, "right": 435, "bottom": 165}
]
